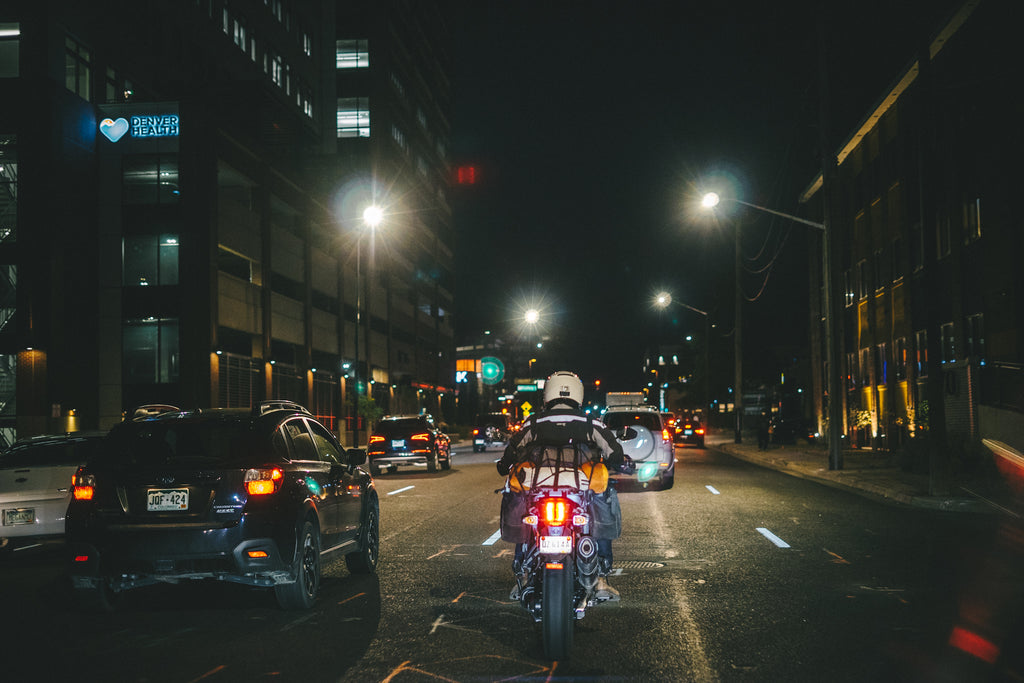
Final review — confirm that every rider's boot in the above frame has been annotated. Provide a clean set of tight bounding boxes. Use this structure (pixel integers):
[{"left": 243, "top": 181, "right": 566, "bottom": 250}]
[
  {"left": 594, "top": 575, "right": 620, "bottom": 602},
  {"left": 509, "top": 559, "right": 528, "bottom": 601}
]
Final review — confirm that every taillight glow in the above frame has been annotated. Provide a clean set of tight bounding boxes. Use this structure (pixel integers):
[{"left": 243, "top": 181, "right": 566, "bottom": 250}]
[
  {"left": 523, "top": 514, "right": 539, "bottom": 526},
  {"left": 73, "top": 555, "right": 90, "bottom": 563},
  {"left": 472, "top": 429, "right": 480, "bottom": 436},
  {"left": 245, "top": 467, "right": 284, "bottom": 495},
  {"left": 663, "top": 429, "right": 672, "bottom": 441},
  {"left": 72, "top": 469, "right": 96, "bottom": 500},
  {"left": 543, "top": 498, "right": 568, "bottom": 524},
  {"left": 369, "top": 435, "right": 385, "bottom": 444},
  {"left": 411, "top": 432, "right": 430, "bottom": 441},
  {"left": 247, "top": 550, "right": 269, "bottom": 559},
  {"left": 696, "top": 428, "right": 705, "bottom": 435}
]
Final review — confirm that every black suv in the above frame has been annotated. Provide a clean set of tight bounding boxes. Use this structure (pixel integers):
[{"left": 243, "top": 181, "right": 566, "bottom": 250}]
[
  {"left": 66, "top": 401, "right": 378, "bottom": 611},
  {"left": 472, "top": 412, "right": 513, "bottom": 452},
  {"left": 367, "top": 414, "right": 451, "bottom": 474}
]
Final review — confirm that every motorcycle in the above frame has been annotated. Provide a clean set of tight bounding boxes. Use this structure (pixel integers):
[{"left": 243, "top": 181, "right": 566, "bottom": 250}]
[{"left": 499, "top": 431, "right": 636, "bottom": 660}]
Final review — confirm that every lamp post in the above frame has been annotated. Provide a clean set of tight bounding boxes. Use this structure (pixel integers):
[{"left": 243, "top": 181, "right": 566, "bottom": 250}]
[
  {"left": 351, "top": 205, "right": 383, "bottom": 447},
  {"left": 701, "top": 192, "right": 842, "bottom": 469},
  {"left": 654, "top": 292, "right": 711, "bottom": 423}
]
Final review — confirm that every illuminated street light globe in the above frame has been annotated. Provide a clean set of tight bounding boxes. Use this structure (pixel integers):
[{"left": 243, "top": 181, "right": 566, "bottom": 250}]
[
  {"left": 524, "top": 308, "right": 540, "bottom": 325},
  {"left": 655, "top": 292, "right": 671, "bottom": 309},
  {"left": 363, "top": 205, "right": 384, "bottom": 227},
  {"left": 701, "top": 192, "right": 721, "bottom": 209}
]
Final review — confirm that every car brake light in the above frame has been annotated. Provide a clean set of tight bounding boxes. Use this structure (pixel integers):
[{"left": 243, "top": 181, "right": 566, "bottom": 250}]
[
  {"left": 369, "top": 435, "right": 385, "bottom": 444},
  {"left": 245, "top": 467, "right": 284, "bottom": 495},
  {"left": 71, "top": 469, "right": 95, "bottom": 500},
  {"left": 663, "top": 429, "right": 672, "bottom": 441},
  {"left": 74, "top": 555, "right": 90, "bottom": 562},
  {"left": 411, "top": 432, "right": 430, "bottom": 441},
  {"left": 696, "top": 428, "right": 705, "bottom": 435},
  {"left": 472, "top": 429, "right": 480, "bottom": 436},
  {"left": 247, "top": 550, "right": 269, "bottom": 558},
  {"left": 542, "top": 498, "right": 568, "bottom": 524}
]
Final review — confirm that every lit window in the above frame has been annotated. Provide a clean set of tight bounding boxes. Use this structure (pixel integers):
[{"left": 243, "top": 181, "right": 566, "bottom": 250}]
[
  {"left": 941, "top": 322, "right": 955, "bottom": 364},
  {"left": 123, "top": 155, "right": 180, "bottom": 204},
  {"left": 337, "top": 97, "right": 369, "bottom": 138},
  {"left": 0, "top": 22, "right": 19, "bottom": 78},
  {"left": 336, "top": 39, "right": 368, "bottom": 69}
]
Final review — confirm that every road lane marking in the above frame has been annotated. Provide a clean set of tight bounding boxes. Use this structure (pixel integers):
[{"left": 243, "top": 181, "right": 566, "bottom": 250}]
[
  {"left": 387, "top": 485, "right": 415, "bottom": 495},
  {"left": 644, "top": 494, "right": 717, "bottom": 682},
  {"left": 705, "top": 485, "right": 720, "bottom": 495},
  {"left": 756, "top": 527, "right": 791, "bottom": 548},
  {"left": 482, "top": 530, "right": 501, "bottom": 546}
]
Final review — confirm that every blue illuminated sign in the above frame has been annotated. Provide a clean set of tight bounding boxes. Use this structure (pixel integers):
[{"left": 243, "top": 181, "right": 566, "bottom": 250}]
[{"left": 100, "top": 114, "right": 179, "bottom": 142}]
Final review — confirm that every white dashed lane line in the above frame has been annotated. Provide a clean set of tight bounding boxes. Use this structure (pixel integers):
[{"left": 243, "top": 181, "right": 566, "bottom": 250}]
[
  {"left": 482, "top": 530, "right": 501, "bottom": 546},
  {"left": 705, "top": 485, "right": 720, "bottom": 495},
  {"left": 387, "top": 485, "right": 415, "bottom": 495},
  {"left": 756, "top": 527, "right": 792, "bottom": 548}
]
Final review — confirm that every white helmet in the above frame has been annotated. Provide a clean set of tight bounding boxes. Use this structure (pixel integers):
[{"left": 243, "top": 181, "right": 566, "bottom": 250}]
[{"left": 543, "top": 371, "right": 584, "bottom": 408}]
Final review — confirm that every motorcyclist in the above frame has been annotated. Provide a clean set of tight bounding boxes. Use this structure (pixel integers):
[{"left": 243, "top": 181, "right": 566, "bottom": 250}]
[{"left": 497, "top": 370, "right": 633, "bottom": 602}]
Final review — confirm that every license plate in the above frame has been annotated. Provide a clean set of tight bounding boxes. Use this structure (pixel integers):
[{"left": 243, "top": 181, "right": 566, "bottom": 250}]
[
  {"left": 147, "top": 488, "right": 189, "bottom": 511},
  {"left": 539, "top": 535, "right": 573, "bottom": 554},
  {"left": 391, "top": 439, "right": 406, "bottom": 449},
  {"left": 3, "top": 508, "right": 34, "bottom": 525},
  {"left": 684, "top": 429, "right": 693, "bottom": 435}
]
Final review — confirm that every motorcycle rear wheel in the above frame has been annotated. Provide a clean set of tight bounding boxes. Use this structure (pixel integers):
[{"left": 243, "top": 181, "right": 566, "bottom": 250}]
[{"left": 541, "top": 561, "right": 574, "bottom": 660}]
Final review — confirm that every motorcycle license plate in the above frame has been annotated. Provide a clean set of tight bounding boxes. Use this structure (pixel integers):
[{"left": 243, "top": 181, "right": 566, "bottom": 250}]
[{"left": 539, "top": 535, "right": 573, "bottom": 554}]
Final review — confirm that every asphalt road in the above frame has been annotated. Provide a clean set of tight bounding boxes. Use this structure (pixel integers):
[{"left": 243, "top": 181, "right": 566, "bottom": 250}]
[{"left": 0, "top": 438, "right": 1015, "bottom": 682}]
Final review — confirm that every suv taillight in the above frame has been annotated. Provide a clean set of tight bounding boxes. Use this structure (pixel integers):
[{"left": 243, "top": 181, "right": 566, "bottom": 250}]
[
  {"left": 411, "top": 432, "right": 430, "bottom": 441},
  {"left": 245, "top": 467, "right": 284, "bottom": 495},
  {"left": 662, "top": 428, "right": 672, "bottom": 441},
  {"left": 71, "top": 468, "right": 95, "bottom": 501}
]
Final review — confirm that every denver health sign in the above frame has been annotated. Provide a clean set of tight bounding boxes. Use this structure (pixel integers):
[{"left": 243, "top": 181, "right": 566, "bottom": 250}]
[{"left": 100, "top": 114, "right": 179, "bottom": 143}]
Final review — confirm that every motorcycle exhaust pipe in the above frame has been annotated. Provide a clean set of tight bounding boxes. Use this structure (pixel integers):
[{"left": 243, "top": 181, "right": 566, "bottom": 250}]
[{"left": 576, "top": 536, "right": 599, "bottom": 589}]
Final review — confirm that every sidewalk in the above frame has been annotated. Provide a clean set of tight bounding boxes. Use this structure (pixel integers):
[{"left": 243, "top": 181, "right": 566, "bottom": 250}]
[{"left": 714, "top": 439, "right": 1015, "bottom": 516}]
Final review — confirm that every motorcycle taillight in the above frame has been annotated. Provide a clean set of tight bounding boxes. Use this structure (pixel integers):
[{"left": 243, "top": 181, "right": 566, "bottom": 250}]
[{"left": 541, "top": 498, "right": 568, "bottom": 525}]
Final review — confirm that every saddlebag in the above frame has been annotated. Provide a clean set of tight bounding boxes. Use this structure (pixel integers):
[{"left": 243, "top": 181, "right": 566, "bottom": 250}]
[
  {"left": 590, "top": 486, "right": 621, "bottom": 540},
  {"left": 500, "top": 491, "right": 531, "bottom": 543}
]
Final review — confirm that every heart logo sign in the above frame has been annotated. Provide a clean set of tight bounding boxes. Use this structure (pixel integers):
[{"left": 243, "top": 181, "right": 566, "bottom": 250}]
[{"left": 99, "top": 117, "right": 129, "bottom": 143}]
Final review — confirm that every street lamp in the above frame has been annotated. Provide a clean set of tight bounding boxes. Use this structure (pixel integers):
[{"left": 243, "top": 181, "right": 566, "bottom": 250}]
[
  {"left": 654, "top": 292, "right": 711, "bottom": 429},
  {"left": 701, "top": 191, "right": 843, "bottom": 469},
  {"left": 351, "top": 204, "right": 384, "bottom": 447}
]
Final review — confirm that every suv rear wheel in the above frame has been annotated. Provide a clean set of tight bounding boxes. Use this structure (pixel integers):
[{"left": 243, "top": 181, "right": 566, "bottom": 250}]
[
  {"left": 275, "top": 520, "right": 321, "bottom": 610},
  {"left": 345, "top": 499, "right": 379, "bottom": 574}
]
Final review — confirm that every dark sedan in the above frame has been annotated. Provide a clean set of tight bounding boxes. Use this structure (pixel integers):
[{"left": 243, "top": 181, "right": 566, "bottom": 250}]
[{"left": 66, "top": 401, "right": 379, "bottom": 611}]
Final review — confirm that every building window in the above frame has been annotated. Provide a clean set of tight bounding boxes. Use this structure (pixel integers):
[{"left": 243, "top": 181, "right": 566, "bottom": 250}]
[
  {"left": 857, "top": 260, "right": 868, "bottom": 300},
  {"left": 105, "top": 67, "right": 135, "bottom": 103},
  {"left": 910, "top": 222, "right": 924, "bottom": 272},
  {"left": 876, "top": 342, "right": 888, "bottom": 386},
  {"left": 937, "top": 212, "right": 952, "bottom": 258},
  {"left": 336, "top": 39, "right": 368, "bottom": 69},
  {"left": 123, "top": 317, "right": 179, "bottom": 384},
  {"left": 337, "top": 97, "right": 370, "bottom": 138},
  {"left": 941, "top": 322, "right": 956, "bottom": 364},
  {"left": 891, "top": 236, "right": 904, "bottom": 283},
  {"left": 964, "top": 198, "right": 981, "bottom": 242},
  {"left": 301, "top": 30, "right": 312, "bottom": 57},
  {"left": 966, "top": 313, "right": 985, "bottom": 363},
  {"left": 123, "top": 235, "right": 179, "bottom": 286},
  {"left": 65, "top": 36, "right": 91, "bottom": 101},
  {"left": 859, "top": 348, "right": 872, "bottom": 387},
  {"left": 873, "top": 249, "right": 886, "bottom": 291},
  {"left": 894, "top": 337, "right": 908, "bottom": 381},
  {"left": 0, "top": 23, "right": 19, "bottom": 78},
  {"left": 844, "top": 269, "right": 854, "bottom": 307},
  {"left": 0, "top": 134, "right": 17, "bottom": 244},
  {"left": 123, "top": 155, "right": 180, "bottom": 204},
  {"left": 846, "top": 351, "right": 858, "bottom": 391},
  {"left": 232, "top": 15, "right": 247, "bottom": 52},
  {"left": 915, "top": 329, "right": 928, "bottom": 377}
]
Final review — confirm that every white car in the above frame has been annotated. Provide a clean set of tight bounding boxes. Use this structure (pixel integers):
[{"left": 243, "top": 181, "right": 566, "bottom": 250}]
[
  {"left": 602, "top": 406, "right": 675, "bottom": 490},
  {"left": 0, "top": 432, "right": 106, "bottom": 552}
]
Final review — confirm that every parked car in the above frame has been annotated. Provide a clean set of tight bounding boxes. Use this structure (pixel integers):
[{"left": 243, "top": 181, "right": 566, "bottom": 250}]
[
  {"left": 673, "top": 414, "right": 706, "bottom": 448},
  {"left": 1, "top": 432, "right": 107, "bottom": 553},
  {"left": 65, "top": 401, "right": 378, "bottom": 611},
  {"left": 367, "top": 414, "right": 451, "bottom": 474},
  {"left": 472, "top": 412, "right": 513, "bottom": 452},
  {"left": 770, "top": 416, "right": 817, "bottom": 445},
  {"left": 601, "top": 406, "right": 675, "bottom": 490}
]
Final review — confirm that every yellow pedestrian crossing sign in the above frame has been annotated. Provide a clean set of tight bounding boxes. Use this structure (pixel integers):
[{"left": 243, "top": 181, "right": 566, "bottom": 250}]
[{"left": 521, "top": 401, "right": 533, "bottom": 418}]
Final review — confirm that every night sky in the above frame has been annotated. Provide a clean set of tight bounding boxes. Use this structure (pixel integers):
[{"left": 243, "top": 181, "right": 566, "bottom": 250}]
[{"left": 446, "top": 1, "right": 959, "bottom": 390}]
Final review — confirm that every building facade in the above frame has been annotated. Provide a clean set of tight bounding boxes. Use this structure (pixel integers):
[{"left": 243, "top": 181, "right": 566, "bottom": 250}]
[
  {"left": 0, "top": 0, "right": 453, "bottom": 447},
  {"left": 801, "top": 0, "right": 1022, "bottom": 459}
]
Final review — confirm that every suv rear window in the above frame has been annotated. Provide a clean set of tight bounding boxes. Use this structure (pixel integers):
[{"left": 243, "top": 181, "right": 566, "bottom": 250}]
[
  {"left": 602, "top": 411, "right": 662, "bottom": 432},
  {"left": 376, "top": 418, "right": 428, "bottom": 436},
  {"left": 101, "top": 421, "right": 267, "bottom": 467}
]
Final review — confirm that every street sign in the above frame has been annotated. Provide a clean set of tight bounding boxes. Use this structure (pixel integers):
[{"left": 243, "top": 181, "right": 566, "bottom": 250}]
[{"left": 521, "top": 400, "right": 533, "bottom": 419}]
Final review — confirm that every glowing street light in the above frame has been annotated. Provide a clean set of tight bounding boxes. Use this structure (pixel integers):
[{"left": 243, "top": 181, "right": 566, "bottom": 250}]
[
  {"left": 351, "top": 204, "right": 385, "bottom": 446},
  {"left": 701, "top": 190, "right": 841, "bottom": 469},
  {"left": 524, "top": 308, "right": 540, "bottom": 325}
]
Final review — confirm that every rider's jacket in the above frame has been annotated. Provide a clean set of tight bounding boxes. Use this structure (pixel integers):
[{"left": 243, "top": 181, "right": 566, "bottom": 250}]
[{"left": 496, "top": 401, "right": 625, "bottom": 477}]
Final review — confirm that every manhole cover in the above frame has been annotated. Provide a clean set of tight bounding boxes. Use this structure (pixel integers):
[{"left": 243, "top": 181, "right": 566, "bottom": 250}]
[{"left": 615, "top": 561, "right": 665, "bottom": 570}]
